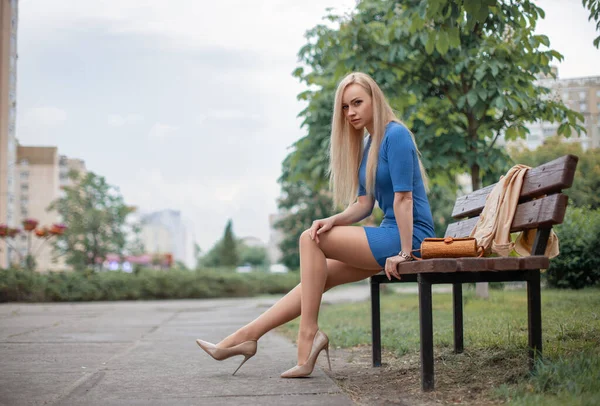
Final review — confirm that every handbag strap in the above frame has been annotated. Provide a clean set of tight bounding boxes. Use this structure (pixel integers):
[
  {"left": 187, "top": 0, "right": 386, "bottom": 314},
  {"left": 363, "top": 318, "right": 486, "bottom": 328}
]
[{"left": 410, "top": 249, "right": 422, "bottom": 261}]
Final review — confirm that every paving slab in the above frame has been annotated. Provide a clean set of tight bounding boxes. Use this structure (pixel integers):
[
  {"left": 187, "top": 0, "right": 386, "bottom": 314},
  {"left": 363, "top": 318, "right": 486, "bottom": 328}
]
[{"left": 0, "top": 291, "right": 355, "bottom": 406}]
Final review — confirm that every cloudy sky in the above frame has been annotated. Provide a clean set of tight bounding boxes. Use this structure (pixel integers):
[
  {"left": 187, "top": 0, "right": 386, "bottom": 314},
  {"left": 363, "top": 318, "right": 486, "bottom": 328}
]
[{"left": 15, "top": 0, "right": 600, "bottom": 252}]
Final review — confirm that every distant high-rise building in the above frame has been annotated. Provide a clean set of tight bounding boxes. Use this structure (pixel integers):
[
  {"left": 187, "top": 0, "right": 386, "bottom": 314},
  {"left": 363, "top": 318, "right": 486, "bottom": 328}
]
[
  {"left": 59, "top": 155, "right": 87, "bottom": 189},
  {"left": 140, "top": 209, "right": 195, "bottom": 269},
  {"left": 14, "top": 146, "right": 61, "bottom": 271},
  {"left": 0, "top": 0, "right": 19, "bottom": 268},
  {"left": 520, "top": 71, "right": 600, "bottom": 150}
]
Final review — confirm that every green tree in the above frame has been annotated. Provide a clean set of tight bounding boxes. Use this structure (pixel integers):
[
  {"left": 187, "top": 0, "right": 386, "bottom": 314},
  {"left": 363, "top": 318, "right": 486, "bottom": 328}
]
[
  {"left": 49, "top": 172, "right": 135, "bottom": 270},
  {"left": 194, "top": 242, "right": 202, "bottom": 269},
  {"left": 294, "top": 0, "right": 583, "bottom": 192},
  {"left": 582, "top": 0, "right": 600, "bottom": 48},
  {"left": 510, "top": 137, "right": 600, "bottom": 209},
  {"left": 199, "top": 240, "right": 222, "bottom": 268},
  {"left": 238, "top": 243, "right": 268, "bottom": 267},
  {"left": 218, "top": 219, "right": 238, "bottom": 268},
  {"left": 276, "top": 150, "right": 337, "bottom": 270}
]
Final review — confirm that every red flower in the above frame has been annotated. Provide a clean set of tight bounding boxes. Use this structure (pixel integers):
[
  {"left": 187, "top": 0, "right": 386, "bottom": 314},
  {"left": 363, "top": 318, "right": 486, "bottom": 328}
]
[
  {"left": 7, "top": 228, "right": 20, "bottom": 238},
  {"left": 35, "top": 228, "right": 48, "bottom": 237},
  {"left": 49, "top": 223, "right": 67, "bottom": 236},
  {"left": 0, "top": 224, "right": 7, "bottom": 237},
  {"left": 22, "top": 218, "right": 39, "bottom": 231}
]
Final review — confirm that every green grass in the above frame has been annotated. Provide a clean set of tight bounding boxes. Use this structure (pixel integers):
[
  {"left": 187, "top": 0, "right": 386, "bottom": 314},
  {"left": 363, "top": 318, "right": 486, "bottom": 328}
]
[{"left": 278, "top": 287, "right": 600, "bottom": 404}]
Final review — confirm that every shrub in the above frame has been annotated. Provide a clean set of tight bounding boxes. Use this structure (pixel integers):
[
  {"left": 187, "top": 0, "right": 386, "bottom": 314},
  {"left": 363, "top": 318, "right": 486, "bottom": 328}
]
[
  {"left": 0, "top": 268, "right": 300, "bottom": 302},
  {"left": 546, "top": 207, "right": 600, "bottom": 289}
]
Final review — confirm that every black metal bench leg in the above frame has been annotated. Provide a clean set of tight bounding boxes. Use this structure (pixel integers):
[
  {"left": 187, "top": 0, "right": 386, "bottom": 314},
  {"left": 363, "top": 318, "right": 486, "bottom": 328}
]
[
  {"left": 527, "top": 269, "right": 542, "bottom": 369},
  {"left": 370, "top": 277, "right": 382, "bottom": 367},
  {"left": 418, "top": 274, "right": 434, "bottom": 391},
  {"left": 453, "top": 283, "right": 464, "bottom": 354}
]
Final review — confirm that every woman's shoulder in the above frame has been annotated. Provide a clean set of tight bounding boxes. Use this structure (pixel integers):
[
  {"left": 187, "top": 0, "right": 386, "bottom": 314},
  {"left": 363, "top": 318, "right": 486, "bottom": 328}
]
[{"left": 384, "top": 121, "right": 413, "bottom": 146}]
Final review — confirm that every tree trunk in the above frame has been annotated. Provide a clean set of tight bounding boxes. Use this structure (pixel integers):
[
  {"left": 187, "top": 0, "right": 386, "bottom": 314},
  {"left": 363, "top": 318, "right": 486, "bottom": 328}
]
[{"left": 471, "top": 163, "right": 489, "bottom": 299}]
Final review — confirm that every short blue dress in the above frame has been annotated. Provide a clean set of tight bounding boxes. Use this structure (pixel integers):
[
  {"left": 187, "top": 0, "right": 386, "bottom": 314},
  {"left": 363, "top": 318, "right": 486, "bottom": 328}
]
[{"left": 358, "top": 122, "right": 435, "bottom": 267}]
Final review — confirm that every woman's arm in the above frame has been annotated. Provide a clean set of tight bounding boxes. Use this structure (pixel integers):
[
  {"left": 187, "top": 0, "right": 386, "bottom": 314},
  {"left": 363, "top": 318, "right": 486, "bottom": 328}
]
[
  {"left": 383, "top": 191, "right": 413, "bottom": 280},
  {"left": 330, "top": 195, "right": 375, "bottom": 226},
  {"left": 393, "top": 191, "right": 413, "bottom": 255},
  {"left": 309, "top": 195, "right": 374, "bottom": 243}
]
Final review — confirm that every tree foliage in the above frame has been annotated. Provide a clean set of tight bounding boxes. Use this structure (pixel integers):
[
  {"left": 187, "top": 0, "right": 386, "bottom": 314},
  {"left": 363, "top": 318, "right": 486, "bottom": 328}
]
[
  {"left": 510, "top": 137, "right": 600, "bottom": 209},
  {"left": 238, "top": 243, "right": 268, "bottom": 267},
  {"left": 49, "top": 172, "right": 136, "bottom": 270},
  {"left": 582, "top": 0, "right": 600, "bottom": 48},
  {"left": 276, "top": 0, "right": 584, "bottom": 264},
  {"left": 546, "top": 207, "right": 600, "bottom": 289},
  {"left": 294, "top": 0, "right": 583, "bottom": 190},
  {"left": 219, "top": 219, "right": 238, "bottom": 268}
]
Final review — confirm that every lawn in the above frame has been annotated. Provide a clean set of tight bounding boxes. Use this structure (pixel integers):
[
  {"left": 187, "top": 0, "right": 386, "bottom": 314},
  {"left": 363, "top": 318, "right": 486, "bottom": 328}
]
[{"left": 278, "top": 287, "right": 600, "bottom": 405}]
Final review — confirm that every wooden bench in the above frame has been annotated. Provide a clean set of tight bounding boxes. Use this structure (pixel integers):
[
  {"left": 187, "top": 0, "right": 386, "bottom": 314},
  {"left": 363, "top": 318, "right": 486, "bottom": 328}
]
[{"left": 369, "top": 154, "right": 579, "bottom": 391}]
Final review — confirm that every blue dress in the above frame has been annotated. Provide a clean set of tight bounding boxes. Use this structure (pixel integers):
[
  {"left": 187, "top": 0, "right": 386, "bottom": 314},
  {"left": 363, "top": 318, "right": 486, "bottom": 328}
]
[{"left": 358, "top": 122, "right": 435, "bottom": 266}]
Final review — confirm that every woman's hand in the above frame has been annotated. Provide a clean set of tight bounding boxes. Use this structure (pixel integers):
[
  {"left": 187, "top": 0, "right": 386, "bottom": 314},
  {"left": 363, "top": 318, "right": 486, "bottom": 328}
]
[
  {"left": 309, "top": 217, "right": 336, "bottom": 244},
  {"left": 384, "top": 254, "right": 411, "bottom": 281}
]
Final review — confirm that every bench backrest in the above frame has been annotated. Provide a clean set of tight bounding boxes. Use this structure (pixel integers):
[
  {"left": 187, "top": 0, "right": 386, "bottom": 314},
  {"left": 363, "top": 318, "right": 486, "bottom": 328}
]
[{"left": 444, "top": 155, "right": 579, "bottom": 251}]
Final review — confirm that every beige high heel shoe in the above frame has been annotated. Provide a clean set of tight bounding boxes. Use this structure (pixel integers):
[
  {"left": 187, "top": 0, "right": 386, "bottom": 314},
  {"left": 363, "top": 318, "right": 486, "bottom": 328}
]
[
  {"left": 196, "top": 339, "right": 257, "bottom": 376},
  {"left": 280, "top": 330, "right": 332, "bottom": 378}
]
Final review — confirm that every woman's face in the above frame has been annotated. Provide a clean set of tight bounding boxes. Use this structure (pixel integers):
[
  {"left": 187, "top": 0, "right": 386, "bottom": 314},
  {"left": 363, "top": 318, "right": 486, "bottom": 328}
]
[{"left": 342, "top": 83, "right": 373, "bottom": 131}]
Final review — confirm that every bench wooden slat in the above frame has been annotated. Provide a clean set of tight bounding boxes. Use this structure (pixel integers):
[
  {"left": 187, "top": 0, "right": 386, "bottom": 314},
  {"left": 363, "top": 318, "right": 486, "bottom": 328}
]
[
  {"left": 445, "top": 193, "right": 569, "bottom": 238},
  {"left": 445, "top": 217, "right": 479, "bottom": 238},
  {"left": 397, "top": 259, "right": 458, "bottom": 274},
  {"left": 457, "top": 256, "right": 549, "bottom": 272},
  {"left": 452, "top": 155, "right": 578, "bottom": 219},
  {"left": 390, "top": 256, "right": 550, "bottom": 276},
  {"left": 511, "top": 193, "right": 568, "bottom": 230}
]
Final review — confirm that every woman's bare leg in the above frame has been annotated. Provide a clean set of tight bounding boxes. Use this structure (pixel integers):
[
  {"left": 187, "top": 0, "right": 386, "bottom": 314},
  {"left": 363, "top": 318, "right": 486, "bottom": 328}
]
[
  {"left": 295, "top": 226, "right": 381, "bottom": 364},
  {"left": 217, "top": 258, "right": 379, "bottom": 348},
  {"left": 217, "top": 227, "right": 381, "bottom": 365}
]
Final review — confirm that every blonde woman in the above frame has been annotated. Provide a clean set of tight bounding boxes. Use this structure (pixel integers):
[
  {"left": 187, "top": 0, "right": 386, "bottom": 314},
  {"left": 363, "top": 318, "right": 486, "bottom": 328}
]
[{"left": 196, "top": 72, "right": 435, "bottom": 378}]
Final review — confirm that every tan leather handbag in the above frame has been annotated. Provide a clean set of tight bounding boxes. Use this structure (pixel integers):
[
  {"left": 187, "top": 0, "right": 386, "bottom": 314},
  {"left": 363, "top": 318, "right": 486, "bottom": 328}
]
[{"left": 411, "top": 237, "right": 484, "bottom": 260}]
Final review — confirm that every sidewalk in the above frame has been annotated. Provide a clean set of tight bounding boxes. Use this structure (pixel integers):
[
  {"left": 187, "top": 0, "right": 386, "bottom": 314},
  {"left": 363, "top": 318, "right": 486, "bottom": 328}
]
[
  {"left": 0, "top": 283, "right": 451, "bottom": 405},
  {"left": 0, "top": 296, "right": 352, "bottom": 406}
]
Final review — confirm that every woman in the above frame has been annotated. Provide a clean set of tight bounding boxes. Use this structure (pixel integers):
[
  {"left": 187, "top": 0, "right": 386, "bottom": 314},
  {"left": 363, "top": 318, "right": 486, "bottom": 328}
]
[{"left": 196, "top": 72, "right": 435, "bottom": 378}]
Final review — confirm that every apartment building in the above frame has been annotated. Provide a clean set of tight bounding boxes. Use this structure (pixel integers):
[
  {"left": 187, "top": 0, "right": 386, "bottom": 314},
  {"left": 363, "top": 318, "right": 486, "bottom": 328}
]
[
  {"left": 0, "top": 0, "right": 18, "bottom": 268},
  {"left": 13, "top": 146, "right": 61, "bottom": 271},
  {"left": 524, "top": 73, "right": 600, "bottom": 150}
]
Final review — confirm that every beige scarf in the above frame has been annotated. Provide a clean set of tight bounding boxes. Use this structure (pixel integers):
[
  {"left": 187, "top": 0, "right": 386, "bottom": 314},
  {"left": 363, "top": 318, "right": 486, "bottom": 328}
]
[{"left": 470, "top": 164, "right": 559, "bottom": 258}]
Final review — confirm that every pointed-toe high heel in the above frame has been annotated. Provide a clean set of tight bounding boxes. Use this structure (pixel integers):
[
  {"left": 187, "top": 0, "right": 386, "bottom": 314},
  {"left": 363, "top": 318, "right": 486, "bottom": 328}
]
[
  {"left": 196, "top": 339, "right": 257, "bottom": 375},
  {"left": 280, "top": 330, "right": 332, "bottom": 378}
]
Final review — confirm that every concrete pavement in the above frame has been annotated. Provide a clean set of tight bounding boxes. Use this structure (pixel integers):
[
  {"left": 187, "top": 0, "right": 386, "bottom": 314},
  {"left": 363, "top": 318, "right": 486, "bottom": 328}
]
[
  {"left": 0, "top": 282, "right": 453, "bottom": 405},
  {"left": 0, "top": 293, "right": 354, "bottom": 406}
]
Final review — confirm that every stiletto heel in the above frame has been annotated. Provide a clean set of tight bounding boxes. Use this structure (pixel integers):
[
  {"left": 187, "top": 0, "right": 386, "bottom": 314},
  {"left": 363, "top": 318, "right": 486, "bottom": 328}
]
[
  {"left": 232, "top": 354, "right": 252, "bottom": 376},
  {"left": 325, "top": 344, "right": 332, "bottom": 371},
  {"left": 280, "top": 330, "right": 331, "bottom": 378},
  {"left": 196, "top": 339, "right": 257, "bottom": 375}
]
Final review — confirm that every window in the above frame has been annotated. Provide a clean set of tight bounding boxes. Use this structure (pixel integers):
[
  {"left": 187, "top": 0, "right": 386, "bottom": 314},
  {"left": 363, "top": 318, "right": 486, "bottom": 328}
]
[
  {"left": 19, "top": 159, "right": 29, "bottom": 166},
  {"left": 562, "top": 92, "right": 570, "bottom": 101},
  {"left": 579, "top": 91, "right": 587, "bottom": 100},
  {"left": 21, "top": 184, "right": 29, "bottom": 191},
  {"left": 596, "top": 90, "right": 600, "bottom": 98},
  {"left": 20, "top": 171, "right": 28, "bottom": 180},
  {"left": 20, "top": 208, "right": 28, "bottom": 217},
  {"left": 543, "top": 128, "right": 555, "bottom": 136},
  {"left": 580, "top": 103, "right": 588, "bottom": 112}
]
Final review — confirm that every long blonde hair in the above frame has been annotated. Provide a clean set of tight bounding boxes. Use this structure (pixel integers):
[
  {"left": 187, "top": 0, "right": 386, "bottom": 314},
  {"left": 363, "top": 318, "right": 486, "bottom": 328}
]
[{"left": 329, "top": 72, "right": 429, "bottom": 207}]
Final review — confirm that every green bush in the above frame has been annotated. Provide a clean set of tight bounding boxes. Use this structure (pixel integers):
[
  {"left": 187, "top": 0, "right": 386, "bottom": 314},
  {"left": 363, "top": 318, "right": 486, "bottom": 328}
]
[
  {"left": 0, "top": 268, "right": 300, "bottom": 302},
  {"left": 547, "top": 207, "right": 600, "bottom": 289}
]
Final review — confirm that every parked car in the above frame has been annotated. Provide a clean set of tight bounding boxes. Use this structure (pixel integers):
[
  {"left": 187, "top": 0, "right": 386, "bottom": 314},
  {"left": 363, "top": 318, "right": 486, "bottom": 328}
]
[
  {"left": 235, "top": 264, "right": 253, "bottom": 273},
  {"left": 269, "top": 263, "right": 289, "bottom": 273}
]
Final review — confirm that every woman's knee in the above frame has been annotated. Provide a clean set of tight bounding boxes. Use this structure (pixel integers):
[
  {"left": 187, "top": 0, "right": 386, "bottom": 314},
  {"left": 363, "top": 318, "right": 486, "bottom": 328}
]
[{"left": 299, "top": 229, "right": 314, "bottom": 245}]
